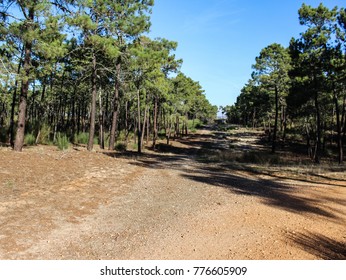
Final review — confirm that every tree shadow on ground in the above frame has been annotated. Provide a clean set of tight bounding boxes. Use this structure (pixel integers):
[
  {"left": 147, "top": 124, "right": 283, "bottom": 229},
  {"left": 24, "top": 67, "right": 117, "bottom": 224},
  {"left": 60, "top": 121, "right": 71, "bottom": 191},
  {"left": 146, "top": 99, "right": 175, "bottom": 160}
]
[
  {"left": 101, "top": 150, "right": 190, "bottom": 170},
  {"left": 116, "top": 152, "right": 343, "bottom": 220},
  {"left": 101, "top": 130, "right": 345, "bottom": 220},
  {"left": 219, "top": 163, "right": 346, "bottom": 188},
  {"left": 287, "top": 231, "right": 346, "bottom": 259},
  {"left": 181, "top": 169, "right": 340, "bottom": 220}
]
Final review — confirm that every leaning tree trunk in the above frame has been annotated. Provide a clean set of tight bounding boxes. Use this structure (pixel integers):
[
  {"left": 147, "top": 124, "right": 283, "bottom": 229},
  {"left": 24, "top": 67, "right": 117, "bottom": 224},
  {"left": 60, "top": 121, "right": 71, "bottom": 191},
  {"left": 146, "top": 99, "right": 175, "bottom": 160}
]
[{"left": 87, "top": 52, "right": 97, "bottom": 151}]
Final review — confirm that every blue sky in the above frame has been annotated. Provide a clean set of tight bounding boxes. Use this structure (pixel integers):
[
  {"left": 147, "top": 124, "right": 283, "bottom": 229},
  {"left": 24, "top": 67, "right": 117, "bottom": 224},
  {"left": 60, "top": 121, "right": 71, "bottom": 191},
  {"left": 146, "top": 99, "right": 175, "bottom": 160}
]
[{"left": 148, "top": 0, "right": 345, "bottom": 109}]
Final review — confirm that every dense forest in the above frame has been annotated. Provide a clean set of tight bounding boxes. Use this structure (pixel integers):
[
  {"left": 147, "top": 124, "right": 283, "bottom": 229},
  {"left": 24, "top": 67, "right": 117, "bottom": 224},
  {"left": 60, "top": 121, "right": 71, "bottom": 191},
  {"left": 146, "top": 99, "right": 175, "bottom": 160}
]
[
  {"left": 0, "top": 0, "right": 217, "bottom": 153},
  {"left": 222, "top": 3, "right": 346, "bottom": 164}
]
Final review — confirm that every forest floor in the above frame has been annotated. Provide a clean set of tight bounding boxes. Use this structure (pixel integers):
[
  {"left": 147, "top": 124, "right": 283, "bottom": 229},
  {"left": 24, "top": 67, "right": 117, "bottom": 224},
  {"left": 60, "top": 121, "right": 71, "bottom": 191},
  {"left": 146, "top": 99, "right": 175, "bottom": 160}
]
[{"left": 0, "top": 127, "right": 346, "bottom": 260}]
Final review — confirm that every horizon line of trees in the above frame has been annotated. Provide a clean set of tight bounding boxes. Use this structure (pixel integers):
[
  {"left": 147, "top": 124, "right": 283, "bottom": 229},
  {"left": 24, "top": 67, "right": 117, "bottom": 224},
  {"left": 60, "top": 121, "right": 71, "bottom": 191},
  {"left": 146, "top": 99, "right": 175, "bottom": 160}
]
[
  {"left": 222, "top": 3, "right": 346, "bottom": 164},
  {"left": 0, "top": 0, "right": 217, "bottom": 153}
]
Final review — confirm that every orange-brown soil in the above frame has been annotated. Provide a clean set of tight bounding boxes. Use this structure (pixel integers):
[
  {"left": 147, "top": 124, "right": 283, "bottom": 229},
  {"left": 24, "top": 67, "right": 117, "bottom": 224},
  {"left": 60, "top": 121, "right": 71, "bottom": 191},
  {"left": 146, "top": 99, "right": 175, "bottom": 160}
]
[{"left": 0, "top": 129, "right": 345, "bottom": 259}]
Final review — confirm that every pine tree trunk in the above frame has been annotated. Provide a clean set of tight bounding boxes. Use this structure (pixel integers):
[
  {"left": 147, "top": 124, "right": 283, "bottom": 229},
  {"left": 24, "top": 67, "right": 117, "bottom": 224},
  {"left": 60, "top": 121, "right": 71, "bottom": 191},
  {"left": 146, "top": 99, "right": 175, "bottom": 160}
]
[
  {"left": 333, "top": 86, "right": 343, "bottom": 164},
  {"left": 109, "top": 61, "right": 121, "bottom": 150},
  {"left": 314, "top": 91, "right": 321, "bottom": 164},
  {"left": 137, "top": 88, "right": 142, "bottom": 154},
  {"left": 14, "top": 14, "right": 33, "bottom": 152},
  {"left": 8, "top": 47, "right": 24, "bottom": 147},
  {"left": 98, "top": 90, "right": 105, "bottom": 149},
  {"left": 141, "top": 105, "right": 148, "bottom": 150},
  {"left": 271, "top": 85, "right": 279, "bottom": 153},
  {"left": 125, "top": 100, "right": 129, "bottom": 144},
  {"left": 87, "top": 52, "right": 97, "bottom": 151},
  {"left": 152, "top": 96, "right": 158, "bottom": 148}
]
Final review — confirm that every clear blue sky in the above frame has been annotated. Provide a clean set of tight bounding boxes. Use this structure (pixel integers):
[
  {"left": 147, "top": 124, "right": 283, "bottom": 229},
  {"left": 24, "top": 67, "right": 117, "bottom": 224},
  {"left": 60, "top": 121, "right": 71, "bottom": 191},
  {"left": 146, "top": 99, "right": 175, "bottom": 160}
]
[{"left": 148, "top": 0, "right": 345, "bottom": 109}]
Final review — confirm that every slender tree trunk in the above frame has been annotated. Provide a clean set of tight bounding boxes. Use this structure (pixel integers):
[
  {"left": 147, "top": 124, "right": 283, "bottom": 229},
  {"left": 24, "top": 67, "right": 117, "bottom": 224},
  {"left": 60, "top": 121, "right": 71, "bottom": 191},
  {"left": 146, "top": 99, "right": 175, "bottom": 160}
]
[
  {"left": 252, "top": 107, "right": 256, "bottom": 129},
  {"left": 9, "top": 47, "right": 24, "bottom": 147},
  {"left": 14, "top": 9, "right": 34, "bottom": 152},
  {"left": 152, "top": 96, "right": 158, "bottom": 148},
  {"left": 87, "top": 52, "right": 97, "bottom": 151},
  {"left": 109, "top": 61, "right": 121, "bottom": 150},
  {"left": 184, "top": 113, "right": 188, "bottom": 136},
  {"left": 141, "top": 105, "right": 148, "bottom": 149},
  {"left": 282, "top": 106, "right": 287, "bottom": 144},
  {"left": 125, "top": 100, "right": 129, "bottom": 144},
  {"left": 333, "top": 86, "right": 343, "bottom": 164},
  {"left": 98, "top": 90, "right": 105, "bottom": 149},
  {"left": 306, "top": 123, "right": 312, "bottom": 159},
  {"left": 137, "top": 88, "right": 142, "bottom": 154},
  {"left": 70, "top": 83, "right": 77, "bottom": 140},
  {"left": 314, "top": 90, "right": 321, "bottom": 164},
  {"left": 271, "top": 85, "right": 279, "bottom": 153},
  {"left": 146, "top": 110, "right": 150, "bottom": 144}
]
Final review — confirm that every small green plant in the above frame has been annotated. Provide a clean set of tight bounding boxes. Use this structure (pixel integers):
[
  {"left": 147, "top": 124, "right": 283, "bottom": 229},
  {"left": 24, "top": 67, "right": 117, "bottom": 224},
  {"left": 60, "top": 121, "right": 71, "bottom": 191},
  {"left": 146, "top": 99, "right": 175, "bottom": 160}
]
[
  {"left": 36, "top": 123, "right": 51, "bottom": 144},
  {"left": 117, "top": 130, "right": 126, "bottom": 142},
  {"left": 4, "top": 180, "right": 14, "bottom": 189},
  {"left": 132, "top": 142, "right": 138, "bottom": 150},
  {"left": 56, "top": 133, "right": 69, "bottom": 150},
  {"left": 75, "top": 132, "right": 89, "bottom": 144},
  {"left": 24, "top": 133, "right": 36, "bottom": 146},
  {"left": 187, "top": 119, "right": 202, "bottom": 130}
]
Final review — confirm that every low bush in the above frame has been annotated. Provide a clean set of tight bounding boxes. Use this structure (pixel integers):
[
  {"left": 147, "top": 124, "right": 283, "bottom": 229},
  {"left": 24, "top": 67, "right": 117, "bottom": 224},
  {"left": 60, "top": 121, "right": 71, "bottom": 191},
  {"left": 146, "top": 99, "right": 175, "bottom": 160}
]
[
  {"left": 56, "top": 133, "right": 69, "bottom": 150},
  {"left": 76, "top": 132, "right": 89, "bottom": 144},
  {"left": 36, "top": 123, "right": 51, "bottom": 144},
  {"left": 24, "top": 133, "right": 36, "bottom": 146},
  {"left": 115, "top": 141, "right": 127, "bottom": 151}
]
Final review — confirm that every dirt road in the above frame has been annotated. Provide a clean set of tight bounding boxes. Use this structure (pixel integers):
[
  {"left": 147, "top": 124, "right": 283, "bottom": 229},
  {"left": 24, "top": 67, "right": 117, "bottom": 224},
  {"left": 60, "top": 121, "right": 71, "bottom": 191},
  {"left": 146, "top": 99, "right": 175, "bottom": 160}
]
[{"left": 0, "top": 129, "right": 345, "bottom": 259}]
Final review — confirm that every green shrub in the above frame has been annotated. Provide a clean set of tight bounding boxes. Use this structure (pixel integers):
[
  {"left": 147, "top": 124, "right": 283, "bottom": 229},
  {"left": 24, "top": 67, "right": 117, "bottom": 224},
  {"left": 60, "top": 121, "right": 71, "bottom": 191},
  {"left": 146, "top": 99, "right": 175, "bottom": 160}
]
[
  {"left": 36, "top": 123, "right": 51, "bottom": 144},
  {"left": 56, "top": 133, "right": 69, "bottom": 150},
  {"left": 117, "top": 130, "right": 126, "bottom": 141},
  {"left": 24, "top": 133, "right": 36, "bottom": 146},
  {"left": 75, "top": 132, "right": 89, "bottom": 144},
  {"left": 132, "top": 142, "right": 138, "bottom": 150},
  {"left": 115, "top": 141, "right": 127, "bottom": 151},
  {"left": 187, "top": 119, "right": 202, "bottom": 130}
]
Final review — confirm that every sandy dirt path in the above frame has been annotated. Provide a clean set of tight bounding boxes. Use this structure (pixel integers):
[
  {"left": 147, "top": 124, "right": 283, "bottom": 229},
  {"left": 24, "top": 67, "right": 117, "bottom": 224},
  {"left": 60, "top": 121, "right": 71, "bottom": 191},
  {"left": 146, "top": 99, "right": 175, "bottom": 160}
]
[{"left": 0, "top": 130, "right": 345, "bottom": 259}]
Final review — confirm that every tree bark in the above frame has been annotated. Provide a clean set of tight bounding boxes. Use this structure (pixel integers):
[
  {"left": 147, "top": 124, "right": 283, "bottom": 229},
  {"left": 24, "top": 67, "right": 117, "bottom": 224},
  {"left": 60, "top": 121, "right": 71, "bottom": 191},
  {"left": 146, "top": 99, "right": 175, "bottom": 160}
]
[
  {"left": 137, "top": 88, "right": 142, "bottom": 154},
  {"left": 8, "top": 47, "right": 24, "bottom": 147},
  {"left": 98, "top": 90, "right": 105, "bottom": 149},
  {"left": 333, "top": 85, "right": 344, "bottom": 164},
  {"left": 87, "top": 52, "right": 97, "bottom": 151},
  {"left": 314, "top": 90, "right": 321, "bottom": 164},
  {"left": 152, "top": 96, "right": 158, "bottom": 148},
  {"left": 141, "top": 105, "right": 148, "bottom": 148},
  {"left": 109, "top": 61, "right": 121, "bottom": 150},
  {"left": 271, "top": 85, "right": 279, "bottom": 153},
  {"left": 14, "top": 7, "right": 34, "bottom": 152}
]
